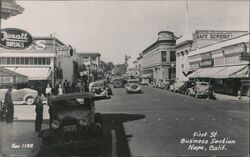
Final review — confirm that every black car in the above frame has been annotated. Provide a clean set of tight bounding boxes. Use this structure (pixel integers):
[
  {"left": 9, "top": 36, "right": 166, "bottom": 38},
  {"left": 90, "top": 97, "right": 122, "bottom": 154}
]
[
  {"left": 39, "top": 92, "right": 103, "bottom": 148},
  {"left": 113, "top": 78, "right": 124, "bottom": 88},
  {"left": 179, "top": 81, "right": 195, "bottom": 95}
]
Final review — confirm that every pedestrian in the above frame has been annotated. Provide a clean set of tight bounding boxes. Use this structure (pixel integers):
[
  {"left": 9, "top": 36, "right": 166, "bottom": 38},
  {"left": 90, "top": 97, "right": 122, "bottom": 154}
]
[
  {"left": 35, "top": 91, "right": 43, "bottom": 132},
  {"left": 68, "top": 81, "right": 72, "bottom": 93},
  {"left": 58, "top": 84, "right": 63, "bottom": 95},
  {"left": 63, "top": 80, "right": 68, "bottom": 93},
  {"left": 47, "top": 89, "right": 54, "bottom": 128},
  {"left": 45, "top": 83, "right": 52, "bottom": 97},
  {"left": 5, "top": 85, "right": 14, "bottom": 123}
]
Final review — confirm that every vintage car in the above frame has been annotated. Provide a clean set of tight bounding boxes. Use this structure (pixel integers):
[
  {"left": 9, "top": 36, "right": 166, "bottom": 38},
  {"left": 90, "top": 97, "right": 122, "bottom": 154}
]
[
  {"left": 126, "top": 79, "right": 142, "bottom": 94},
  {"left": 113, "top": 78, "right": 124, "bottom": 88},
  {"left": 187, "top": 81, "right": 210, "bottom": 98},
  {"left": 179, "top": 81, "right": 195, "bottom": 95},
  {"left": 89, "top": 81, "right": 110, "bottom": 99},
  {"left": 39, "top": 92, "right": 103, "bottom": 148},
  {"left": 0, "top": 88, "right": 38, "bottom": 105}
]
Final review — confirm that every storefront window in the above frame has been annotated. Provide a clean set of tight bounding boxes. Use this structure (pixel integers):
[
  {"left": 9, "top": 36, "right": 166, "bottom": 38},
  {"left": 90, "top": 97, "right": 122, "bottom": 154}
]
[
  {"left": 7, "top": 58, "right": 11, "bottom": 64},
  {"left": 38, "top": 58, "right": 42, "bottom": 65},
  {"left": 25, "top": 58, "right": 29, "bottom": 64},
  {"left": 42, "top": 58, "right": 46, "bottom": 65},
  {"left": 34, "top": 58, "right": 38, "bottom": 65},
  {"left": 30, "top": 58, "right": 34, "bottom": 65},
  {"left": 11, "top": 58, "right": 15, "bottom": 64},
  {"left": 21, "top": 58, "right": 24, "bottom": 64},
  {"left": 16, "top": 58, "right": 20, "bottom": 64},
  {"left": 46, "top": 58, "right": 50, "bottom": 65}
]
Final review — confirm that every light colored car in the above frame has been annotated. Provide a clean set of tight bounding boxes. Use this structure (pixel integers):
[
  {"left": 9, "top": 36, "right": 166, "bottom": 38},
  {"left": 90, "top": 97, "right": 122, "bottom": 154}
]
[
  {"left": 89, "top": 81, "right": 109, "bottom": 99},
  {"left": 187, "top": 81, "right": 210, "bottom": 98},
  {"left": 126, "top": 79, "right": 142, "bottom": 94},
  {"left": 0, "top": 88, "right": 38, "bottom": 105}
]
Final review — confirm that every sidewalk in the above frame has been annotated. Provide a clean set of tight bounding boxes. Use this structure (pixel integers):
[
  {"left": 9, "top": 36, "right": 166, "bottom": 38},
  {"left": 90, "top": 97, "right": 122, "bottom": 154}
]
[{"left": 214, "top": 93, "right": 249, "bottom": 103}]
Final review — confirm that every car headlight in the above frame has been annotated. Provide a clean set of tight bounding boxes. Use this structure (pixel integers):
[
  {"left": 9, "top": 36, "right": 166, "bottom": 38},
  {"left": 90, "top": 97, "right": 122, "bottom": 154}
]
[
  {"left": 51, "top": 120, "right": 60, "bottom": 129},
  {"left": 137, "top": 86, "right": 141, "bottom": 90},
  {"left": 79, "top": 119, "right": 88, "bottom": 127}
]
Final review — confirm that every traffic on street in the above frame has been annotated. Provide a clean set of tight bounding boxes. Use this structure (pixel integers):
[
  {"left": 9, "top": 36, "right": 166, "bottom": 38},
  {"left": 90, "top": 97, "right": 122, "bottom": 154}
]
[{"left": 0, "top": 85, "right": 249, "bottom": 156}]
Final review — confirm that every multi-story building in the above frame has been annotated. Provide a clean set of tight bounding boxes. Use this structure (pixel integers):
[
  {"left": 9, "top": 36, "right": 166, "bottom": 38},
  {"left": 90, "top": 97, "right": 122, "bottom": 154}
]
[
  {"left": 142, "top": 31, "right": 177, "bottom": 83},
  {"left": 175, "top": 30, "right": 248, "bottom": 86},
  {"left": 0, "top": 36, "right": 80, "bottom": 92},
  {"left": 77, "top": 52, "right": 101, "bottom": 71},
  {"left": 188, "top": 33, "right": 249, "bottom": 96}
]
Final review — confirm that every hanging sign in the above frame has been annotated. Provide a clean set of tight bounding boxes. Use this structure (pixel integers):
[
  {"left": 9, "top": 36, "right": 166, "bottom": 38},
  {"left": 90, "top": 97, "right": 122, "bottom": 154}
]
[{"left": 0, "top": 28, "right": 33, "bottom": 49}]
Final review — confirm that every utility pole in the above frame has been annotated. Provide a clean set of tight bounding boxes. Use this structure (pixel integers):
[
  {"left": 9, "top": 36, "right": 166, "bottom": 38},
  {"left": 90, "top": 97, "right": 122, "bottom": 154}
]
[{"left": 0, "top": 0, "right": 2, "bottom": 29}]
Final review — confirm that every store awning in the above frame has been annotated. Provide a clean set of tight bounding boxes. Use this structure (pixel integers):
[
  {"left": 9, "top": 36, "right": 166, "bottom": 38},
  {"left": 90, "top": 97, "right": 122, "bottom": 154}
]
[
  {"left": 0, "top": 67, "right": 28, "bottom": 84},
  {"left": 215, "top": 65, "right": 248, "bottom": 78},
  {"left": 5, "top": 67, "right": 51, "bottom": 80},
  {"left": 140, "top": 73, "right": 152, "bottom": 78},
  {"left": 188, "top": 65, "right": 248, "bottom": 79},
  {"left": 188, "top": 69, "right": 205, "bottom": 78}
]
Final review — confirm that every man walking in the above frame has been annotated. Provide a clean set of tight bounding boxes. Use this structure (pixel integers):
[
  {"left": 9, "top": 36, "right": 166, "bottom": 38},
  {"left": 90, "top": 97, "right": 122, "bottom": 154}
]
[
  {"left": 35, "top": 91, "right": 43, "bottom": 132},
  {"left": 5, "top": 85, "right": 14, "bottom": 123}
]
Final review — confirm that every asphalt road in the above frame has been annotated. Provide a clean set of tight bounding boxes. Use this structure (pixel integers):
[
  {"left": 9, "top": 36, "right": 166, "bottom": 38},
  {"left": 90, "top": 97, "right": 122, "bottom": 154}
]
[{"left": 0, "top": 85, "right": 249, "bottom": 156}]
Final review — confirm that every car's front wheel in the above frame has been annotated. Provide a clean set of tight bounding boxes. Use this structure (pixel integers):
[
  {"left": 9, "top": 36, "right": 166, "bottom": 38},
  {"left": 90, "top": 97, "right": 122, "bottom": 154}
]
[{"left": 25, "top": 96, "right": 35, "bottom": 105}]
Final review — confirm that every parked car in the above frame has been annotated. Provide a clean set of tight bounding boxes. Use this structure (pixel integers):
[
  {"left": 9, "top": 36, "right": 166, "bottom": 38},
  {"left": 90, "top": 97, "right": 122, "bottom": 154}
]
[
  {"left": 169, "top": 82, "right": 181, "bottom": 93},
  {"left": 0, "top": 88, "right": 39, "bottom": 105},
  {"left": 179, "top": 81, "right": 195, "bottom": 95},
  {"left": 39, "top": 92, "right": 103, "bottom": 147},
  {"left": 113, "top": 78, "right": 124, "bottom": 88},
  {"left": 187, "top": 81, "right": 210, "bottom": 98},
  {"left": 89, "top": 81, "right": 110, "bottom": 99},
  {"left": 126, "top": 79, "right": 142, "bottom": 94}
]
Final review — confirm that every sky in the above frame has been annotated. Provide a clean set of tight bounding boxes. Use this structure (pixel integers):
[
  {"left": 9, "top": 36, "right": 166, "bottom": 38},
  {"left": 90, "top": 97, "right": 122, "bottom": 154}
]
[{"left": 2, "top": 0, "right": 249, "bottom": 64}]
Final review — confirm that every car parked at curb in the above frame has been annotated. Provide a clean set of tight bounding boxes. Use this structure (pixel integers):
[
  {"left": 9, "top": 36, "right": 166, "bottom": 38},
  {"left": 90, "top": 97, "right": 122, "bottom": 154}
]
[
  {"left": 187, "top": 81, "right": 210, "bottom": 98},
  {"left": 39, "top": 92, "right": 103, "bottom": 148},
  {"left": 179, "top": 81, "right": 195, "bottom": 95},
  {"left": 0, "top": 88, "right": 39, "bottom": 105}
]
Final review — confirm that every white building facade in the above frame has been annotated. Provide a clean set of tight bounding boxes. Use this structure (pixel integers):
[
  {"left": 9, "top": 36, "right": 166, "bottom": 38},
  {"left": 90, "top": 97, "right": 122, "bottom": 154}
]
[{"left": 142, "top": 31, "right": 177, "bottom": 83}]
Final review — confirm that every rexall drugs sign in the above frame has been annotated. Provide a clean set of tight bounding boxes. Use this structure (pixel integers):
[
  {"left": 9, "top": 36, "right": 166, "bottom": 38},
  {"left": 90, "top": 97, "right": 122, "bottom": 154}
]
[{"left": 0, "top": 28, "right": 33, "bottom": 49}]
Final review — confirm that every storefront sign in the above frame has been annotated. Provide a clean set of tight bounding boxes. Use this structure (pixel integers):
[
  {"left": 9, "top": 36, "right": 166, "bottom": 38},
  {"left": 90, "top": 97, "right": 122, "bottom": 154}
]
[
  {"left": 200, "top": 60, "right": 213, "bottom": 67},
  {"left": 56, "top": 46, "right": 72, "bottom": 56},
  {"left": 0, "top": 28, "right": 33, "bottom": 49},
  {"left": 0, "top": 77, "right": 13, "bottom": 84},
  {"left": 201, "top": 52, "right": 212, "bottom": 60},
  {"left": 194, "top": 31, "right": 232, "bottom": 40},
  {"left": 223, "top": 44, "right": 245, "bottom": 55}
]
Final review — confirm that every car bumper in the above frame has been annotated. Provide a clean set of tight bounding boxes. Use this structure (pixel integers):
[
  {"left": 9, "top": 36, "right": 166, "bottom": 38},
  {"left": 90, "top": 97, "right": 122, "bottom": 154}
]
[{"left": 127, "top": 89, "right": 141, "bottom": 93}]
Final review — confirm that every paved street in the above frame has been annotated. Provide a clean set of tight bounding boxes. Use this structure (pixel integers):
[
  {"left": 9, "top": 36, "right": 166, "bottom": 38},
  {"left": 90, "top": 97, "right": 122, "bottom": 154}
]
[{"left": 0, "top": 85, "right": 249, "bottom": 156}]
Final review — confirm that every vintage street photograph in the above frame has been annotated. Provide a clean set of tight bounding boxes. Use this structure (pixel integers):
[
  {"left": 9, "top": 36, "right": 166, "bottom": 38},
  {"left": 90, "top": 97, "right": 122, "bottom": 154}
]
[{"left": 0, "top": 0, "right": 249, "bottom": 156}]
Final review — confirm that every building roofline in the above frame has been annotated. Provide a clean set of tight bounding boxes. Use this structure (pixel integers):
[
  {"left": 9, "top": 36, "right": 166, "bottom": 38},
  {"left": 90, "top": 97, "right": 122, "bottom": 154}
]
[
  {"left": 76, "top": 52, "right": 101, "bottom": 56},
  {"left": 175, "top": 40, "right": 193, "bottom": 48},
  {"left": 33, "top": 36, "right": 66, "bottom": 46},
  {"left": 142, "top": 40, "right": 176, "bottom": 54}
]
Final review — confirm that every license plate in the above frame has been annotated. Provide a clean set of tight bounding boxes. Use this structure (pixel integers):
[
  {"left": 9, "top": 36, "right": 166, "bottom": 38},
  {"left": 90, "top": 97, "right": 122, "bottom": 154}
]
[{"left": 63, "top": 125, "right": 77, "bottom": 132}]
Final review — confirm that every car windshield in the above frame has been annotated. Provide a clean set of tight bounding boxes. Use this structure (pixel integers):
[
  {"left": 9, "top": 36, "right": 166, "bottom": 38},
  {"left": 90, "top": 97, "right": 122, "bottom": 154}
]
[
  {"left": 91, "top": 82, "right": 103, "bottom": 87},
  {"left": 52, "top": 97, "right": 92, "bottom": 111},
  {"left": 199, "top": 83, "right": 209, "bottom": 86}
]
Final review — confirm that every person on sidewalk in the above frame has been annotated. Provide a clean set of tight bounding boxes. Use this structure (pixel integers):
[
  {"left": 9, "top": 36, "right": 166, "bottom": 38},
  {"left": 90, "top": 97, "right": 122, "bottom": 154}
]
[
  {"left": 47, "top": 89, "right": 54, "bottom": 129},
  {"left": 35, "top": 91, "right": 44, "bottom": 132},
  {"left": 5, "top": 85, "right": 14, "bottom": 123}
]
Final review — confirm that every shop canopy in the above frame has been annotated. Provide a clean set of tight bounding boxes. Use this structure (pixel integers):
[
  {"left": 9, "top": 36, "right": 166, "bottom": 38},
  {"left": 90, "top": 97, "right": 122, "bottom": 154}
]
[
  {"left": 188, "top": 65, "right": 248, "bottom": 79},
  {"left": 5, "top": 67, "right": 51, "bottom": 80},
  {"left": 0, "top": 67, "right": 28, "bottom": 84},
  {"left": 215, "top": 65, "right": 249, "bottom": 78}
]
